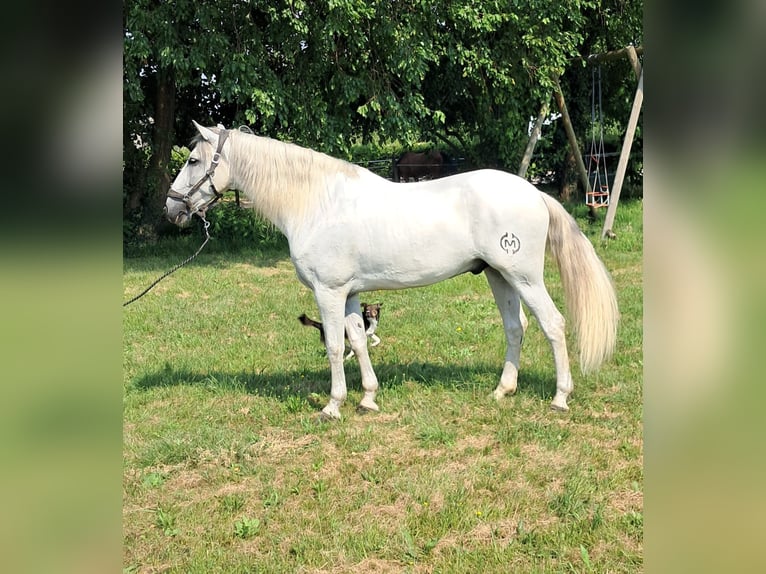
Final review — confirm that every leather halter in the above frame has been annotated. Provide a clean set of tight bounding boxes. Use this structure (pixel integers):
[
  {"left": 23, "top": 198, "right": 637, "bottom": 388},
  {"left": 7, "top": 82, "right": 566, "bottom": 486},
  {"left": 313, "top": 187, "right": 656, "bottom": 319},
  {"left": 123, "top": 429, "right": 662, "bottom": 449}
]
[{"left": 167, "top": 130, "right": 230, "bottom": 217}]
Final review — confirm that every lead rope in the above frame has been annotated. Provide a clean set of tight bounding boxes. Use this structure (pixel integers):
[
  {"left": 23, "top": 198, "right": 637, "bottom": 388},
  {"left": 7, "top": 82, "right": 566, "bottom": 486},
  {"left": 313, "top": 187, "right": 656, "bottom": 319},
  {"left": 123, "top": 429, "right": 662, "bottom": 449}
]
[{"left": 123, "top": 216, "right": 212, "bottom": 307}]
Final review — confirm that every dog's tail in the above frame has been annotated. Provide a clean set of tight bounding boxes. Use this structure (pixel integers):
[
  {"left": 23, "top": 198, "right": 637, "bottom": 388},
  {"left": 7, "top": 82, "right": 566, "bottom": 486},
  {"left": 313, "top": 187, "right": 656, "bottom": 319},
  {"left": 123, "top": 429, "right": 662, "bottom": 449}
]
[{"left": 298, "top": 314, "right": 325, "bottom": 341}]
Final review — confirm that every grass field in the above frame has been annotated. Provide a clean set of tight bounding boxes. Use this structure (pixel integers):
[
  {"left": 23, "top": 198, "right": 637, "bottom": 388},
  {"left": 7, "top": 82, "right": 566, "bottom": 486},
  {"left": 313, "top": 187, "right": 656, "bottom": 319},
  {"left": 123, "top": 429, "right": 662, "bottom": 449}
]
[{"left": 123, "top": 198, "right": 643, "bottom": 573}]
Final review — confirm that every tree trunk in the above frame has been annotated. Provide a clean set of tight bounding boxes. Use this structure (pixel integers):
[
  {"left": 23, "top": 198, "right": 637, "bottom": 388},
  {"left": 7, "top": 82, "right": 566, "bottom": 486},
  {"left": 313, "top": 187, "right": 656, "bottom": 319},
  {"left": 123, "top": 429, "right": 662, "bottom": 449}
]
[
  {"left": 123, "top": 130, "right": 144, "bottom": 216},
  {"left": 147, "top": 66, "right": 176, "bottom": 231},
  {"left": 559, "top": 146, "right": 578, "bottom": 202},
  {"left": 553, "top": 83, "right": 589, "bottom": 202}
]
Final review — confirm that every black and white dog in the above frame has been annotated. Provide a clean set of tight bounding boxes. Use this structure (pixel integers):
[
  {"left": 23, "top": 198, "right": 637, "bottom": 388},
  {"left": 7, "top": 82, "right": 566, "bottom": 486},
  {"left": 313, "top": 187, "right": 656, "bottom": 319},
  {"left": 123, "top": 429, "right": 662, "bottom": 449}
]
[{"left": 298, "top": 302, "right": 382, "bottom": 360}]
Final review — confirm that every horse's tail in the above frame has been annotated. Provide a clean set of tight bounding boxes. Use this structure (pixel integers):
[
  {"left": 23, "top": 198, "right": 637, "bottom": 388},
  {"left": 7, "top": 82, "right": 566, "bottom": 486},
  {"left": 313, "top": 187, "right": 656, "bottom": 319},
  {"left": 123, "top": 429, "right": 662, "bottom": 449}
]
[{"left": 540, "top": 193, "right": 619, "bottom": 373}]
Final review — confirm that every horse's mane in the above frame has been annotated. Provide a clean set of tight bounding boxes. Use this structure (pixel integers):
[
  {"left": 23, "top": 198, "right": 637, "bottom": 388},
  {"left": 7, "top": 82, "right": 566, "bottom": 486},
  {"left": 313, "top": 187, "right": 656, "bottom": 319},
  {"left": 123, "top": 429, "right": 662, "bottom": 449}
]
[{"left": 226, "top": 130, "right": 363, "bottom": 230}]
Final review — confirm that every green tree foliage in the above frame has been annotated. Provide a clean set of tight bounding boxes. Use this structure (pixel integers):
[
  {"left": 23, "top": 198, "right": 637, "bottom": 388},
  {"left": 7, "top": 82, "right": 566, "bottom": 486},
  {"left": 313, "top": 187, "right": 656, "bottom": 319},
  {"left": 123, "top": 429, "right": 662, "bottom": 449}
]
[{"left": 124, "top": 0, "right": 642, "bottom": 231}]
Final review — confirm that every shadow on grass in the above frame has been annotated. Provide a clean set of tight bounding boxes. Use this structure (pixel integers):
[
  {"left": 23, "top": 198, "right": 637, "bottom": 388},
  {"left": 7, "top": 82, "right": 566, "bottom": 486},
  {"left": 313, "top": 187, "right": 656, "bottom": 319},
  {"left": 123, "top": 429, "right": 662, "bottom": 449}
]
[{"left": 129, "top": 360, "right": 557, "bottom": 404}]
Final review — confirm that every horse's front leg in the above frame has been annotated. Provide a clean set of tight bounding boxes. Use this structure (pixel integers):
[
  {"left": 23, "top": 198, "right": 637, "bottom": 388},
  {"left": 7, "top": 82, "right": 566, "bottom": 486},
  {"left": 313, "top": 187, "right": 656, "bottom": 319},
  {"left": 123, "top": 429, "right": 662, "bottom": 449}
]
[
  {"left": 345, "top": 296, "right": 380, "bottom": 413},
  {"left": 314, "top": 290, "right": 349, "bottom": 421}
]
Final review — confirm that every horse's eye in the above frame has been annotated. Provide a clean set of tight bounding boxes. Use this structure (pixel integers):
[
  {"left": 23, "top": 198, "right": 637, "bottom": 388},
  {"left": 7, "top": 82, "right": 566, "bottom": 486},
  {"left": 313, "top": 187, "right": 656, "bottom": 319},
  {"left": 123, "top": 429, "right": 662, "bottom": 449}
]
[{"left": 188, "top": 158, "right": 198, "bottom": 165}]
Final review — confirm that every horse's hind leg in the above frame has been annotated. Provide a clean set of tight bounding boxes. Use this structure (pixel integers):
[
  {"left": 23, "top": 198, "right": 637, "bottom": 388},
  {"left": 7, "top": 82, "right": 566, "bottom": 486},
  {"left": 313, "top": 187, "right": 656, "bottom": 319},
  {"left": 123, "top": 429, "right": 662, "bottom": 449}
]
[
  {"left": 513, "top": 281, "right": 574, "bottom": 412},
  {"left": 486, "top": 269, "right": 526, "bottom": 400},
  {"left": 344, "top": 296, "right": 380, "bottom": 413}
]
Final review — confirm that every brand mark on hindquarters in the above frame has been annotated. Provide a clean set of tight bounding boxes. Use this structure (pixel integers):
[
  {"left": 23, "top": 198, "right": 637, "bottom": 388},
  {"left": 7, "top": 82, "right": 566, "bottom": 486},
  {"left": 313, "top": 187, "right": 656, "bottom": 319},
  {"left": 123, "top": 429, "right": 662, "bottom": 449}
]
[{"left": 500, "top": 232, "right": 521, "bottom": 255}]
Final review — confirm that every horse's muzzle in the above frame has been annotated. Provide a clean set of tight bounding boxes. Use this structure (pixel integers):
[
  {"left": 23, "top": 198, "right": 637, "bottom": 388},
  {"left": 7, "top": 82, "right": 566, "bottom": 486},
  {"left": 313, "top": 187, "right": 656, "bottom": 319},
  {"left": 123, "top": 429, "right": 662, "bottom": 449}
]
[
  {"left": 173, "top": 211, "right": 192, "bottom": 227},
  {"left": 164, "top": 203, "right": 192, "bottom": 227}
]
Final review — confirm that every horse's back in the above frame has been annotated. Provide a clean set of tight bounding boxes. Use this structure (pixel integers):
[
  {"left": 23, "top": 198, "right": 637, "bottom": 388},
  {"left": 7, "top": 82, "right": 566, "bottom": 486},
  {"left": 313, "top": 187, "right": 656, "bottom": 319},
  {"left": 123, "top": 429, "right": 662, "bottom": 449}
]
[
  {"left": 371, "top": 168, "right": 550, "bottom": 254},
  {"left": 400, "top": 169, "right": 546, "bottom": 212}
]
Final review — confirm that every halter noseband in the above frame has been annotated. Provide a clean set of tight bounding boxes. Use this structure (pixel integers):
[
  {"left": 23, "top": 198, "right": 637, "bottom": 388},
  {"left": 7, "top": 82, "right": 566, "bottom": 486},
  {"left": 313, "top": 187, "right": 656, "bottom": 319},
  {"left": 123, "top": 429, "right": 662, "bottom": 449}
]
[{"left": 167, "top": 129, "right": 230, "bottom": 217}]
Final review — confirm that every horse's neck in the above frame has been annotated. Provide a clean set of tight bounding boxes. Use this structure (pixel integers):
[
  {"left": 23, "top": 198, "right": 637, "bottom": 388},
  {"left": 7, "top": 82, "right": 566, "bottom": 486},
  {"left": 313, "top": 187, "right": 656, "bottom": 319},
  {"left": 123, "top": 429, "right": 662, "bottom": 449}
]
[
  {"left": 228, "top": 133, "right": 311, "bottom": 234},
  {"left": 228, "top": 132, "right": 356, "bottom": 238}
]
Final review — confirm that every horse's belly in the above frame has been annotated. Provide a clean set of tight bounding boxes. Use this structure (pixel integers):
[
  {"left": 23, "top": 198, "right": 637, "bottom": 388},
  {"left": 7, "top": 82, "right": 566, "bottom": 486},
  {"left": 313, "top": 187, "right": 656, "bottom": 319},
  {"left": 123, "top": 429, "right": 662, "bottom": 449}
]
[
  {"left": 290, "top": 222, "right": 472, "bottom": 289},
  {"left": 354, "top": 230, "right": 477, "bottom": 289},
  {"left": 357, "top": 261, "right": 484, "bottom": 290}
]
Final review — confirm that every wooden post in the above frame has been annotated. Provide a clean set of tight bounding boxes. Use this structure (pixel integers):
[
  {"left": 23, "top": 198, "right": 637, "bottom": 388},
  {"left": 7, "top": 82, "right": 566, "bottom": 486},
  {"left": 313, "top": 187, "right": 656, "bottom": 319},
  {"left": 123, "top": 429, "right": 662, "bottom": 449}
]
[
  {"left": 518, "top": 98, "right": 550, "bottom": 178},
  {"left": 553, "top": 80, "right": 592, "bottom": 201},
  {"left": 602, "top": 69, "right": 643, "bottom": 239},
  {"left": 586, "top": 45, "right": 643, "bottom": 65},
  {"left": 624, "top": 45, "right": 642, "bottom": 80}
]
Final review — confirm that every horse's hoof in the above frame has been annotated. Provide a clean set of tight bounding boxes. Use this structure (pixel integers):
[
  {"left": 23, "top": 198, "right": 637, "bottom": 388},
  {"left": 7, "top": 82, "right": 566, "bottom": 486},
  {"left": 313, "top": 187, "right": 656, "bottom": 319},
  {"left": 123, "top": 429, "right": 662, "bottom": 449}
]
[
  {"left": 318, "top": 410, "right": 341, "bottom": 423},
  {"left": 493, "top": 388, "right": 516, "bottom": 401},
  {"left": 356, "top": 404, "right": 379, "bottom": 415},
  {"left": 357, "top": 396, "right": 380, "bottom": 413},
  {"left": 550, "top": 402, "right": 570, "bottom": 413}
]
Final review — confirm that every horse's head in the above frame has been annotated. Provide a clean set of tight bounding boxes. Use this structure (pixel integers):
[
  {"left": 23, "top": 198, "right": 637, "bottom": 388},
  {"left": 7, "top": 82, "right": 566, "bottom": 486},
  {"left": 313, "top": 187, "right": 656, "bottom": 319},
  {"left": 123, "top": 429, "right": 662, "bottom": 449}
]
[{"left": 165, "top": 121, "right": 232, "bottom": 227}]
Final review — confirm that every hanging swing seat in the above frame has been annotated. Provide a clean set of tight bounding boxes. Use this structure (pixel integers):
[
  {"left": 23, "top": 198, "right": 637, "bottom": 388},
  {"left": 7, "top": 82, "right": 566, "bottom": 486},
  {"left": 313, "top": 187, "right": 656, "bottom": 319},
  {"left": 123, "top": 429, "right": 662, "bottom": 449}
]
[
  {"left": 586, "top": 151, "right": 611, "bottom": 208},
  {"left": 586, "top": 66, "right": 610, "bottom": 209}
]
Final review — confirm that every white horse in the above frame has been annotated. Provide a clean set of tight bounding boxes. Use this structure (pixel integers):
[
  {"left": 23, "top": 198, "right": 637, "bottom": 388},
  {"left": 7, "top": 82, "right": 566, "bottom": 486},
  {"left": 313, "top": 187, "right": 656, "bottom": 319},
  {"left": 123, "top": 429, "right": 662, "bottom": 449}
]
[{"left": 166, "top": 122, "right": 619, "bottom": 420}]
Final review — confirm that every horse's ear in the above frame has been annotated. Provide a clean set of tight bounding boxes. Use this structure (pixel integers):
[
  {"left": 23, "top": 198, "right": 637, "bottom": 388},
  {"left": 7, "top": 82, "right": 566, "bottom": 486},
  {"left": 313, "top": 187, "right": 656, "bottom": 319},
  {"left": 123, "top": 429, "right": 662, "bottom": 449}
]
[{"left": 192, "top": 120, "right": 219, "bottom": 144}]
